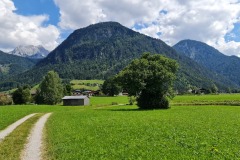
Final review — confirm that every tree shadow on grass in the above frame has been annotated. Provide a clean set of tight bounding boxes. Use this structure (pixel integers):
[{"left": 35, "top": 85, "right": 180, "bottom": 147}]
[
  {"left": 106, "top": 108, "right": 169, "bottom": 112},
  {"left": 107, "top": 108, "right": 141, "bottom": 112}
]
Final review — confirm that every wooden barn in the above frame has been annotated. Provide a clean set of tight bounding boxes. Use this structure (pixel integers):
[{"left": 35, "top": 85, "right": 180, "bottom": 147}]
[{"left": 62, "top": 96, "right": 90, "bottom": 106}]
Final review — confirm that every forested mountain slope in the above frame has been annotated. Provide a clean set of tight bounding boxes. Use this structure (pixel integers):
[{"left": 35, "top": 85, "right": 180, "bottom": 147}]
[
  {"left": 1, "top": 22, "right": 237, "bottom": 91},
  {"left": 174, "top": 39, "right": 240, "bottom": 87}
]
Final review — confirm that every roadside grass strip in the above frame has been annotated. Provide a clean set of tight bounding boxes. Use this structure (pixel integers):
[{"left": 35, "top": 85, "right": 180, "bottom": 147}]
[
  {"left": 21, "top": 113, "right": 52, "bottom": 160},
  {"left": 0, "top": 113, "right": 36, "bottom": 141},
  {"left": 0, "top": 114, "right": 43, "bottom": 160}
]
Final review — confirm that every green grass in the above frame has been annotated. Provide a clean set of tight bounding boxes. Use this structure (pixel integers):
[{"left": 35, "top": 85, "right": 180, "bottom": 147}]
[
  {"left": 70, "top": 79, "right": 104, "bottom": 90},
  {"left": 0, "top": 114, "right": 42, "bottom": 160},
  {"left": 173, "top": 94, "right": 240, "bottom": 101},
  {"left": 90, "top": 96, "right": 129, "bottom": 106},
  {"left": 45, "top": 105, "right": 240, "bottom": 159},
  {"left": 70, "top": 80, "right": 104, "bottom": 84},
  {"left": 0, "top": 96, "right": 128, "bottom": 131},
  {"left": 2, "top": 95, "right": 240, "bottom": 159},
  {"left": 0, "top": 105, "right": 68, "bottom": 131},
  {"left": 172, "top": 94, "right": 240, "bottom": 105}
]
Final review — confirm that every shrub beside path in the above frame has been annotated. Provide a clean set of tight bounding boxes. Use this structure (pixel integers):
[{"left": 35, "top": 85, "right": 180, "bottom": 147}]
[
  {"left": 0, "top": 113, "right": 36, "bottom": 141},
  {"left": 21, "top": 113, "right": 52, "bottom": 160}
]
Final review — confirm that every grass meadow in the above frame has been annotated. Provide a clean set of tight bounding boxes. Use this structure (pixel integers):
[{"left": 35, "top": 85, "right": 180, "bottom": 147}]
[
  {"left": 172, "top": 94, "right": 240, "bottom": 106},
  {"left": 1, "top": 94, "right": 240, "bottom": 159},
  {"left": 70, "top": 79, "right": 104, "bottom": 90}
]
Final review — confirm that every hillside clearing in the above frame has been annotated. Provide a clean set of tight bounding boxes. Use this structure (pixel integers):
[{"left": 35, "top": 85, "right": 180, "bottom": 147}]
[{"left": 70, "top": 80, "right": 104, "bottom": 91}]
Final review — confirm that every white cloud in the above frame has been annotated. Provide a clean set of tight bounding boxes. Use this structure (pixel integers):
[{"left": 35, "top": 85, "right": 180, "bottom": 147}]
[
  {"left": 54, "top": 0, "right": 240, "bottom": 56},
  {"left": 54, "top": 0, "right": 164, "bottom": 29},
  {"left": 0, "top": 0, "right": 60, "bottom": 52},
  {"left": 1, "top": 0, "right": 240, "bottom": 55}
]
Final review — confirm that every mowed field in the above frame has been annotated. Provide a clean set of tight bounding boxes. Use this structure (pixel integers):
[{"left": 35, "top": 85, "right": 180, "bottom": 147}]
[
  {"left": 70, "top": 79, "right": 104, "bottom": 90},
  {"left": 1, "top": 94, "right": 240, "bottom": 159}
]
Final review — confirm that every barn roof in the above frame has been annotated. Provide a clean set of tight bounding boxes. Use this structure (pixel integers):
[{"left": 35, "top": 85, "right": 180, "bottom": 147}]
[{"left": 62, "top": 96, "right": 88, "bottom": 100}]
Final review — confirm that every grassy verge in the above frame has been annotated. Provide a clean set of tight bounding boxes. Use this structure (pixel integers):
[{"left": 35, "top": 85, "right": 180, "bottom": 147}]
[
  {"left": 45, "top": 105, "right": 240, "bottom": 159},
  {"left": 0, "top": 114, "right": 43, "bottom": 160}
]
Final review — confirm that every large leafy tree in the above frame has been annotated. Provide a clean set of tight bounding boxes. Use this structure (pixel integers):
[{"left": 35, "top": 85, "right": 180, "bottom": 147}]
[
  {"left": 116, "top": 53, "right": 178, "bottom": 109},
  {"left": 102, "top": 77, "right": 122, "bottom": 96},
  {"left": 35, "top": 71, "right": 63, "bottom": 105}
]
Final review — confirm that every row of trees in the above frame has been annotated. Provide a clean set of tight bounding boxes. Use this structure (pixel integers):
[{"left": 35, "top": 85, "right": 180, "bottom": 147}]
[{"left": 12, "top": 71, "right": 71, "bottom": 105}]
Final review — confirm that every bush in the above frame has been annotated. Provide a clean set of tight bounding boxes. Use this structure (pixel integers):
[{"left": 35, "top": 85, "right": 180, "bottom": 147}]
[
  {"left": 111, "top": 102, "right": 118, "bottom": 105},
  {"left": 0, "top": 94, "right": 12, "bottom": 105},
  {"left": 128, "top": 96, "right": 136, "bottom": 105}
]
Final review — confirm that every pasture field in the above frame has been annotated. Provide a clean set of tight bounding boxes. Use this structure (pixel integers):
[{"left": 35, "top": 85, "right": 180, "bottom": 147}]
[
  {"left": 70, "top": 79, "right": 104, "bottom": 90},
  {"left": 0, "top": 96, "right": 128, "bottom": 130},
  {"left": 1, "top": 95, "right": 240, "bottom": 159},
  {"left": 90, "top": 96, "right": 129, "bottom": 106},
  {"left": 172, "top": 94, "right": 240, "bottom": 106},
  {"left": 45, "top": 105, "right": 240, "bottom": 159}
]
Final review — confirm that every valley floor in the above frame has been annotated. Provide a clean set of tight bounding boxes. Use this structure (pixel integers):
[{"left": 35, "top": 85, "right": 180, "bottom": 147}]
[{"left": 1, "top": 95, "right": 240, "bottom": 159}]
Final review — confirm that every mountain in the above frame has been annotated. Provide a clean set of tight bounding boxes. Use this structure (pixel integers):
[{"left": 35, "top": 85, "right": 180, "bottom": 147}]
[
  {"left": 0, "top": 50, "right": 37, "bottom": 77},
  {"left": 173, "top": 39, "right": 240, "bottom": 87},
  {"left": 1, "top": 22, "right": 237, "bottom": 92},
  {"left": 9, "top": 45, "right": 49, "bottom": 59}
]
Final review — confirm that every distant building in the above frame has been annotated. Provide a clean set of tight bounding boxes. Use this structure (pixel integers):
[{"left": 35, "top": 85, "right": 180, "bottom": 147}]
[
  {"left": 62, "top": 96, "right": 90, "bottom": 106},
  {"left": 72, "top": 90, "right": 82, "bottom": 95},
  {"left": 83, "top": 90, "right": 93, "bottom": 96}
]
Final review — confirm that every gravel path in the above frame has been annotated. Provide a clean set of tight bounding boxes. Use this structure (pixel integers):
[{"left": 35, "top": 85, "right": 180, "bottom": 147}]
[
  {"left": 21, "top": 113, "right": 52, "bottom": 160},
  {"left": 0, "top": 113, "right": 36, "bottom": 141}
]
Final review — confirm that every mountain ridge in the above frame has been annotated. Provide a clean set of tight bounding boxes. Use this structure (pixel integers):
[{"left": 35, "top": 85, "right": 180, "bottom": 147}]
[
  {"left": 0, "top": 50, "right": 37, "bottom": 78},
  {"left": 1, "top": 22, "right": 238, "bottom": 91},
  {"left": 173, "top": 39, "right": 240, "bottom": 87}
]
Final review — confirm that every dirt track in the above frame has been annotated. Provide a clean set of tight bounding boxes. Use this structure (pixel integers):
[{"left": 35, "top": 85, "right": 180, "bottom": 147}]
[
  {"left": 0, "top": 113, "right": 36, "bottom": 141},
  {"left": 21, "top": 113, "right": 52, "bottom": 160}
]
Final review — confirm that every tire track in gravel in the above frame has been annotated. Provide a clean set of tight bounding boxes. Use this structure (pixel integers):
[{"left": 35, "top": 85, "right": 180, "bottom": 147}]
[
  {"left": 0, "top": 113, "right": 36, "bottom": 141},
  {"left": 21, "top": 113, "right": 52, "bottom": 160}
]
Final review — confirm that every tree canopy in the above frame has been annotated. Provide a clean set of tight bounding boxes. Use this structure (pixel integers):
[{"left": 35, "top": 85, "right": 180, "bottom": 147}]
[
  {"left": 35, "top": 71, "right": 63, "bottom": 105},
  {"left": 102, "top": 77, "right": 121, "bottom": 96},
  {"left": 116, "top": 53, "right": 178, "bottom": 109},
  {"left": 12, "top": 86, "right": 31, "bottom": 104}
]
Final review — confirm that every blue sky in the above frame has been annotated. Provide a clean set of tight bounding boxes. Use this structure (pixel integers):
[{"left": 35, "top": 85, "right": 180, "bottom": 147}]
[
  {"left": 0, "top": 0, "right": 240, "bottom": 56},
  {"left": 13, "top": 0, "right": 59, "bottom": 26}
]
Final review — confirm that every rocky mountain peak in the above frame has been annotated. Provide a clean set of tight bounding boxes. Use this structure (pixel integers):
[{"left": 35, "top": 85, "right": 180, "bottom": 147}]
[{"left": 9, "top": 45, "right": 49, "bottom": 59}]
